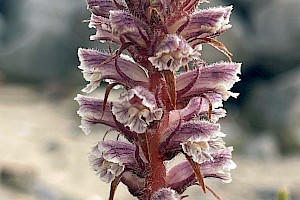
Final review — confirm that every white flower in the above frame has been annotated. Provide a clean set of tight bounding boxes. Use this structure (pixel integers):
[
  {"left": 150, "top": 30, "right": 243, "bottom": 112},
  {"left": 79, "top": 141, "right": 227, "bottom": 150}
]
[
  {"left": 89, "top": 144, "right": 125, "bottom": 183},
  {"left": 148, "top": 34, "right": 201, "bottom": 72},
  {"left": 181, "top": 137, "right": 226, "bottom": 164},
  {"left": 182, "top": 140, "right": 212, "bottom": 163},
  {"left": 89, "top": 141, "right": 140, "bottom": 183},
  {"left": 112, "top": 86, "right": 163, "bottom": 133}
]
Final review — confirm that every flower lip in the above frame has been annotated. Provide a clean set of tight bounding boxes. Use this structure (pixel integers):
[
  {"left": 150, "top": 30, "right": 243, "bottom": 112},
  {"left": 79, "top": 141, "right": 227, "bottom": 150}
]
[
  {"left": 181, "top": 137, "right": 226, "bottom": 164},
  {"left": 75, "top": 94, "right": 117, "bottom": 135},
  {"left": 89, "top": 143, "right": 125, "bottom": 183},
  {"left": 148, "top": 34, "right": 201, "bottom": 72},
  {"left": 88, "top": 14, "right": 121, "bottom": 44},
  {"left": 89, "top": 140, "right": 147, "bottom": 183},
  {"left": 121, "top": 171, "right": 146, "bottom": 197},
  {"left": 181, "top": 140, "right": 213, "bottom": 164},
  {"left": 112, "top": 86, "right": 163, "bottom": 133}
]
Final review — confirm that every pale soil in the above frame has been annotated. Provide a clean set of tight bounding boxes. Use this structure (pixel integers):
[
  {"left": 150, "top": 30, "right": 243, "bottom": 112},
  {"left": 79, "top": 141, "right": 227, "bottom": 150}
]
[{"left": 0, "top": 85, "right": 299, "bottom": 200}]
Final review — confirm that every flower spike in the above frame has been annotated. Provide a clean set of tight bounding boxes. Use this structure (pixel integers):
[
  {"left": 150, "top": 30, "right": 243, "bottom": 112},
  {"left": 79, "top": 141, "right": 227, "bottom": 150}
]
[{"left": 76, "top": 0, "right": 240, "bottom": 199}]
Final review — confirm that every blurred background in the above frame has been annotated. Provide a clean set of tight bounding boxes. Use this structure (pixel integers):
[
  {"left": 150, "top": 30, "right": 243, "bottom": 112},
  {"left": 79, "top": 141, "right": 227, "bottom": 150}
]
[{"left": 0, "top": 0, "right": 300, "bottom": 199}]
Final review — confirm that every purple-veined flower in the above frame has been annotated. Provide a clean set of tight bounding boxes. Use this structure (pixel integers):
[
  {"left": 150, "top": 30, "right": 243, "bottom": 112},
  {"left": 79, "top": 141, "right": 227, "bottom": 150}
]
[
  {"left": 89, "top": 140, "right": 148, "bottom": 183},
  {"left": 148, "top": 34, "right": 202, "bottom": 72},
  {"left": 76, "top": 0, "right": 241, "bottom": 199},
  {"left": 166, "top": 147, "right": 236, "bottom": 194},
  {"left": 111, "top": 86, "right": 163, "bottom": 133}
]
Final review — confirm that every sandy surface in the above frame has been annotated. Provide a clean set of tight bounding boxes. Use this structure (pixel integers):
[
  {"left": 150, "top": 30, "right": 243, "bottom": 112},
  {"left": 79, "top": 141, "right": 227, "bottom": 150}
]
[{"left": 0, "top": 85, "right": 299, "bottom": 200}]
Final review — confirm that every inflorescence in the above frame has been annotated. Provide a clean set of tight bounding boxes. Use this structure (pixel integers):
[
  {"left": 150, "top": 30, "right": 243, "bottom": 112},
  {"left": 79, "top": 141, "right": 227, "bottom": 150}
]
[{"left": 76, "top": 0, "right": 241, "bottom": 199}]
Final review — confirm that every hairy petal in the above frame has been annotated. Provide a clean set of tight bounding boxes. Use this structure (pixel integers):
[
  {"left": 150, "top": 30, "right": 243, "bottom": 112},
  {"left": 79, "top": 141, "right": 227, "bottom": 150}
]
[
  {"left": 166, "top": 160, "right": 196, "bottom": 194},
  {"left": 201, "top": 147, "right": 237, "bottom": 183},
  {"left": 182, "top": 140, "right": 213, "bottom": 163},
  {"left": 110, "top": 10, "right": 148, "bottom": 47},
  {"left": 110, "top": 10, "right": 137, "bottom": 35},
  {"left": 89, "top": 14, "right": 121, "bottom": 43},
  {"left": 75, "top": 94, "right": 116, "bottom": 134},
  {"left": 89, "top": 140, "right": 148, "bottom": 183},
  {"left": 163, "top": 96, "right": 214, "bottom": 131},
  {"left": 87, "top": 0, "right": 126, "bottom": 18},
  {"left": 99, "top": 141, "right": 137, "bottom": 165},
  {"left": 175, "top": 95, "right": 226, "bottom": 123},
  {"left": 198, "top": 96, "right": 227, "bottom": 122},
  {"left": 160, "top": 120, "right": 224, "bottom": 160},
  {"left": 181, "top": 6, "right": 233, "bottom": 41},
  {"left": 167, "top": 147, "right": 236, "bottom": 194},
  {"left": 168, "top": 121, "right": 223, "bottom": 145},
  {"left": 177, "top": 62, "right": 241, "bottom": 100},
  {"left": 89, "top": 141, "right": 126, "bottom": 183},
  {"left": 181, "top": 137, "right": 226, "bottom": 164},
  {"left": 186, "top": 94, "right": 227, "bottom": 122},
  {"left": 78, "top": 48, "right": 149, "bottom": 93}
]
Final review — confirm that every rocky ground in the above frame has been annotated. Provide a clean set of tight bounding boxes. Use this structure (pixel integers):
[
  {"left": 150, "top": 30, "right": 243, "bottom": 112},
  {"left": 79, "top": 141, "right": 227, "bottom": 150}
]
[{"left": 0, "top": 85, "right": 299, "bottom": 200}]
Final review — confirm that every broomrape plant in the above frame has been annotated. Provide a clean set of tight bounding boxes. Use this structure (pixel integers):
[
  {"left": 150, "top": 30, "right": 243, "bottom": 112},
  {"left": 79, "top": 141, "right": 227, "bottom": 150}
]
[{"left": 75, "top": 0, "right": 241, "bottom": 199}]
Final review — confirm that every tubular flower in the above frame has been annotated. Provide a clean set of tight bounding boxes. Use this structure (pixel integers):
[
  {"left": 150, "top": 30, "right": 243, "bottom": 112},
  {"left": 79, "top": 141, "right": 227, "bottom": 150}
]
[
  {"left": 75, "top": 94, "right": 116, "bottom": 135},
  {"left": 76, "top": 0, "right": 240, "bottom": 199},
  {"left": 89, "top": 141, "right": 149, "bottom": 183},
  {"left": 89, "top": 143, "right": 124, "bottom": 183},
  {"left": 78, "top": 48, "right": 149, "bottom": 93},
  {"left": 181, "top": 6, "right": 233, "bottom": 42},
  {"left": 166, "top": 147, "right": 236, "bottom": 194}
]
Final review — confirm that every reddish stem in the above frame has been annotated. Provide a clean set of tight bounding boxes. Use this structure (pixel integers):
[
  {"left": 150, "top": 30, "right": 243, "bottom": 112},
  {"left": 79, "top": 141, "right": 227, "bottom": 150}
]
[
  {"left": 146, "top": 131, "right": 166, "bottom": 193},
  {"left": 144, "top": 69, "right": 171, "bottom": 198},
  {"left": 145, "top": 114, "right": 169, "bottom": 198}
]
